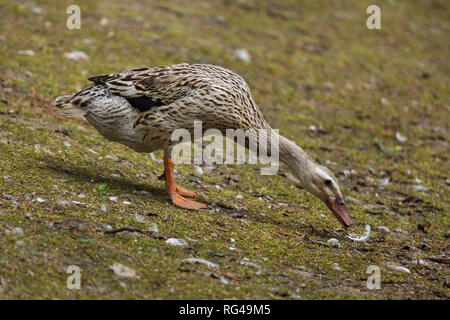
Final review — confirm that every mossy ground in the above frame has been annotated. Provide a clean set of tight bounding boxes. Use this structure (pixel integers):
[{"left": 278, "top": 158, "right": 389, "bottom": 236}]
[{"left": 0, "top": 0, "right": 448, "bottom": 299}]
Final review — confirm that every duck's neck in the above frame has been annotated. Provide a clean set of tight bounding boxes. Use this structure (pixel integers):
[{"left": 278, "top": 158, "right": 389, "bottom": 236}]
[
  {"left": 240, "top": 127, "right": 315, "bottom": 182},
  {"left": 277, "top": 133, "right": 315, "bottom": 185}
]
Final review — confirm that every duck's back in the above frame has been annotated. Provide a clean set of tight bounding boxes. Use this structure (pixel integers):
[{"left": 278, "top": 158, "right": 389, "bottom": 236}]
[
  {"left": 54, "top": 63, "right": 268, "bottom": 152},
  {"left": 88, "top": 63, "right": 250, "bottom": 103}
]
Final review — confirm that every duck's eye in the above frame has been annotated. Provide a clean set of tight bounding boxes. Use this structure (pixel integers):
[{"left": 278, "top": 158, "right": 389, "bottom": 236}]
[{"left": 324, "top": 179, "right": 332, "bottom": 186}]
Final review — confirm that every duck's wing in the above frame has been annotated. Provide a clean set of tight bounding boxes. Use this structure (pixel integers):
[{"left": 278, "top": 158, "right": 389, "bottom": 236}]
[
  {"left": 88, "top": 63, "right": 197, "bottom": 107},
  {"left": 89, "top": 64, "right": 268, "bottom": 133}
]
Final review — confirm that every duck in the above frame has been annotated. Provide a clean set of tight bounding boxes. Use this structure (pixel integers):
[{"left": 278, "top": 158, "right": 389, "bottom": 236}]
[{"left": 54, "top": 63, "right": 353, "bottom": 228}]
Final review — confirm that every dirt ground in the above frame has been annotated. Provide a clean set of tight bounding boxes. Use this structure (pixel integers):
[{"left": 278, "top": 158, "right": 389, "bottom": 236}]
[{"left": 0, "top": 0, "right": 448, "bottom": 299}]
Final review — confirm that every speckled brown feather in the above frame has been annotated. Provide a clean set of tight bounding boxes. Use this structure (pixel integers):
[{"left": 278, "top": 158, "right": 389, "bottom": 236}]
[{"left": 55, "top": 63, "right": 270, "bottom": 153}]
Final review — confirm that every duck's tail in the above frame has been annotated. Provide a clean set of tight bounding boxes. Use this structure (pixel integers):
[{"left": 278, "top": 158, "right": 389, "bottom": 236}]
[{"left": 53, "top": 94, "right": 86, "bottom": 118}]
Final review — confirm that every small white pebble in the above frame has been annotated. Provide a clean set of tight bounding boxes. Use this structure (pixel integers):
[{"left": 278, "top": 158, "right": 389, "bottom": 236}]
[
  {"left": 109, "top": 196, "right": 118, "bottom": 202},
  {"left": 343, "top": 169, "right": 357, "bottom": 177},
  {"left": 13, "top": 227, "right": 24, "bottom": 235},
  {"left": 323, "top": 82, "right": 334, "bottom": 89},
  {"left": 181, "top": 258, "right": 218, "bottom": 268},
  {"left": 135, "top": 214, "right": 145, "bottom": 223},
  {"left": 413, "top": 258, "right": 426, "bottom": 266},
  {"left": 36, "top": 198, "right": 45, "bottom": 203},
  {"left": 327, "top": 238, "right": 341, "bottom": 248},
  {"left": 235, "top": 194, "right": 243, "bottom": 199},
  {"left": 379, "top": 178, "right": 390, "bottom": 187},
  {"left": 234, "top": 48, "right": 251, "bottom": 63},
  {"left": 166, "top": 238, "right": 187, "bottom": 247},
  {"left": 105, "top": 154, "right": 119, "bottom": 161},
  {"left": 332, "top": 263, "right": 342, "bottom": 271},
  {"left": 56, "top": 200, "right": 70, "bottom": 207},
  {"left": 219, "top": 276, "right": 229, "bottom": 284},
  {"left": 64, "top": 51, "right": 89, "bottom": 61},
  {"left": 149, "top": 153, "right": 163, "bottom": 163},
  {"left": 377, "top": 226, "right": 390, "bottom": 233},
  {"left": 134, "top": 189, "right": 150, "bottom": 195},
  {"left": 18, "top": 49, "right": 35, "bottom": 56},
  {"left": 408, "top": 184, "right": 429, "bottom": 192},
  {"left": 148, "top": 223, "right": 158, "bottom": 233},
  {"left": 31, "top": 7, "right": 42, "bottom": 14},
  {"left": 194, "top": 165, "right": 203, "bottom": 175},
  {"left": 396, "top": 132, "right": 407, "bottom": 142},
  {"left": 393, "top": 266, "right": 411, "bottom": 274},
  {"left": 109, "top": 263, "right": 139, "bottom": 279}
]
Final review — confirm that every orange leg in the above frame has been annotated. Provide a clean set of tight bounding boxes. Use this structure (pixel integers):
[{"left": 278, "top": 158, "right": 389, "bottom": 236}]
[
  {"left": 163, "top": 155, "right": 207, "bottom": 210},
  {"left": 158, "top": 171, "right": 198, "bottom": 197}
]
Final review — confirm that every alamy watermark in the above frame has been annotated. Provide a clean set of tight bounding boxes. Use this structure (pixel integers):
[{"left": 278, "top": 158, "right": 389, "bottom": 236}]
[
  {"left": 170, "top": 121, "right": 280, "bottom": 175},
  {"left": 66, "top": 5, "right": 81, "bottom": 30},
  {"left": 366, "top": 265, "right": 381, "bottom": 289},
  {"left": 366, "top": 5, "right": 381, "bottom": 30},
  {"left": 66, "top": 265, "right": 81, "bottom": 290}
]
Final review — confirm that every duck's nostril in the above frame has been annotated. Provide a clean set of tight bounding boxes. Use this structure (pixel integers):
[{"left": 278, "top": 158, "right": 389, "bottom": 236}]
[{"left": 340, "top": 201, "right": 345, "bottom": 206}]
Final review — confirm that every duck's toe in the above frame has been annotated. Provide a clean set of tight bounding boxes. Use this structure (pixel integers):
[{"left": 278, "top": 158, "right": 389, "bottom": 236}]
[
  {"left": 175, "top": 185, "right": 198, "bottom": 198},
  {"left": 170, "top": 193, "right": 208, "bottom": 210}
]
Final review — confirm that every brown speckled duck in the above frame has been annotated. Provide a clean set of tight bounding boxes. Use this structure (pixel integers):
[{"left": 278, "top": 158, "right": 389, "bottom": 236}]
[{"left": 54, "top": 63, "right": 352, "bottom": 228}]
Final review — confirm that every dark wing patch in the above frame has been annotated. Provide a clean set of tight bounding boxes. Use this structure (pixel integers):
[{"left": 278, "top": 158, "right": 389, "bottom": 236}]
[
  {"left": 88, "top": 75, "right": 112, "bottom": 85},
  {"left": 126, "top": 96, "right": 164, "bottom": 112}
]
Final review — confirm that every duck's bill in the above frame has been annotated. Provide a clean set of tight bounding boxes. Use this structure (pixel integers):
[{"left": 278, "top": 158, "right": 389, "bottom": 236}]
[{"left": 326, "top": 199, "right": 353, "bottom": 228}]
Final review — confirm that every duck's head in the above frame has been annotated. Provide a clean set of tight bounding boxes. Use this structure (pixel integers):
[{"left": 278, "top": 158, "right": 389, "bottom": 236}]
[
  {"left": 293, "top": 163, "right": 353, "bottom": 228},
  {"left": 276, "top": 134, "right": 353, "bottom": 228}
]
